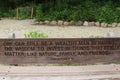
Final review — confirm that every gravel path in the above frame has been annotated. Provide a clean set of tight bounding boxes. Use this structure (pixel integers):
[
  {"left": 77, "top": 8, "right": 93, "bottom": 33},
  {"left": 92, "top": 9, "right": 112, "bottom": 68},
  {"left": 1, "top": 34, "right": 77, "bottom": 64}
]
[{"left": 0, "top": 19, "right": 120, "bottom": 38}]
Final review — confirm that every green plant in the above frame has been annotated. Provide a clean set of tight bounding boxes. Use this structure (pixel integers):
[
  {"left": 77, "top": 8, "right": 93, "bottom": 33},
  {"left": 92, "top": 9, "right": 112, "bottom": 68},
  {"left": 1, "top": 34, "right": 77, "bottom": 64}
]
[
  {"left": 34, "top": 0, "right": 99, "bottom": 22},
  {"left": 97, "top": 6, "right": 115, "bottom": 23},
  {"left": 2, "top": 9, "right": 16, "bottom": 18},
  {"left": 1, "top": 0, "right": 120, "bottom": 23},
  {"left": 115, "top": 61, "right": 120, "bottom": 64},
  {"left": 19, "top": 6, "right": 31, "bottom": 19},
  {"left": 0, "top": 12, "right": 2, "bottom": 19},
  {"left": 24, "top": 31, "right": 48, "bottom": 38},
  {"left": 35, "top": 4, "right": 45, "bottom": 21}
]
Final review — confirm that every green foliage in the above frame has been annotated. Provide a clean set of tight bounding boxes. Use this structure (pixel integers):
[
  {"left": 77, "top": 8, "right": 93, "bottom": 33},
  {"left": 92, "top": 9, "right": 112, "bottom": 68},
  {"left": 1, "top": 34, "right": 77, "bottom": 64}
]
[
  {"left": 96, "top": 5, "right": 120, "bottom": 23},
  {"left": 35, "top": 4, "right": 45, "bottom": 21},
  {"left": 115, "top": 61, "right": 120, "bottom": 64},
  {"left": 24, "top": 31, "right": 48, "bottom": 38},
  {"left": 35, "top": 0, "right": 120, "bottom": 23},
  {"left": 0, "top": 12, "right": 2, "bottom": 19},
  {"left": 19, "top": 7, "right": 31, "bottom": 19},
  {"left": 0, "top": 0, "right": 120, "bottom": 23},
  {"left": 2, "top": 10, "right": 16, "bottom": 18}
]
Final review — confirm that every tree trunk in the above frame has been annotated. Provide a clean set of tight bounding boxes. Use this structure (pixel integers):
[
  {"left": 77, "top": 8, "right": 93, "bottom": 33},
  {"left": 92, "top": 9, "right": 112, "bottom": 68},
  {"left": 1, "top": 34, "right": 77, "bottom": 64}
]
[
  {"left": 31, "top": 7, "right": 34, "bottom": 19},
  {"left": 16, "top": 8, "right": 19, "bottom": 19},
  {"left": 56, "top": 0, "right": 61, "bottom": 8},
  {"left": 56, "top": 0, "right": 61, "bottom": 4}
]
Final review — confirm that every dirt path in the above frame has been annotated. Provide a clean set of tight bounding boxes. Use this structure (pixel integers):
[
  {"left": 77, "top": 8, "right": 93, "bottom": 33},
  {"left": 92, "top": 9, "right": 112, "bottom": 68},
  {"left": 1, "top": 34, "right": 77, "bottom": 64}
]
[{"left": 0, "top": 19, "right": 120, "bottom": 38}]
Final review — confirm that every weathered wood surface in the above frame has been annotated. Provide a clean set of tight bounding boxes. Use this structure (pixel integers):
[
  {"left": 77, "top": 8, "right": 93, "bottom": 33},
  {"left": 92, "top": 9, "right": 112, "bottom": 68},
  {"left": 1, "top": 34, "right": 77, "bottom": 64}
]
[
  {"left": 0, "top": 38, "right": 120, "bottom": 64},
  {"left": 0, "top": 65, "right": 120, "bottom": 80}
]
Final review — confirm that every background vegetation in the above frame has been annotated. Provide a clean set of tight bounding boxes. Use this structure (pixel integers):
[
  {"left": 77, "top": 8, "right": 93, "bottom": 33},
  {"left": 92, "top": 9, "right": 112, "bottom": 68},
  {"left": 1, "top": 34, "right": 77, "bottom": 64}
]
[{"left": 0, "top": 0, "right": 120, "bottom": 23}]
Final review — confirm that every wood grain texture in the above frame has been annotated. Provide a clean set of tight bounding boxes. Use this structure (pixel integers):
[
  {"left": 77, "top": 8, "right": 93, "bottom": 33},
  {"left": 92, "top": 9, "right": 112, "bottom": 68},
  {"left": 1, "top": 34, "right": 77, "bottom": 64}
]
[{"left": 0, "top": 38, "right": 120, "bottom": 64}]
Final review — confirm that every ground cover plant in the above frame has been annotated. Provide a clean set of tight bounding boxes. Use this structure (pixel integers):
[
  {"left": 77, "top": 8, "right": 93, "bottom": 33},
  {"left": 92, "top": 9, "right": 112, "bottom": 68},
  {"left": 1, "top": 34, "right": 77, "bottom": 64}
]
[{"left": 24, "top": 31, "right": 48, "bottom": 38}]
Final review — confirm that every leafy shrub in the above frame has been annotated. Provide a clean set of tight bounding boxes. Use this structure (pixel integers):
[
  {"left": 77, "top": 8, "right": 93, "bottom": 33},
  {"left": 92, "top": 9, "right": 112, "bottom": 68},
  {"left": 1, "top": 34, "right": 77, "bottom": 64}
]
[
  {"left": 0, "top": 7, "right": 31, "bottom": 19},
  {"left": 34, "top": 0, "right": 97, "bottom": 22},
  {"left": 1, "top": 0, "right": 120, "bottom": 23},
  {"left": 0, "top": 12, "right": 2, "bottom": 19},
  {"left": 114, "top": 7, "right": 120, "bottom": 23},
  {"left": 35, "top": 4, "right": 45, "bottom": 21},
  {"left": 97, "top": 6, "right": 115, "bottom": 23},
  {"left": 52, "top": 9, "right": 72, "bottom": 21},
  {"left": 2, "top": 10, "right": 16, "bottom": 18},
  {"left": 19, "top": 7, "right": 31, "bottom": 19},
  {"left": 34, "top": 0, "right": 120, "bottom": 23},
  {"left": 24, "top": 31, "right": 48, "bottom": 38}
]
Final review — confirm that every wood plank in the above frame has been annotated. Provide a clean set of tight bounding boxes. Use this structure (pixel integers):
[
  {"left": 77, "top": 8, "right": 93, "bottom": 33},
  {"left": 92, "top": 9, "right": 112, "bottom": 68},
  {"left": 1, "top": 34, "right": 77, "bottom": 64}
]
[
  {"left": 0, "top": 65, "right": 120, "bottom": 79},
  {"left": 0, "top": 38, "right": 120, "bottom": 64}
]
